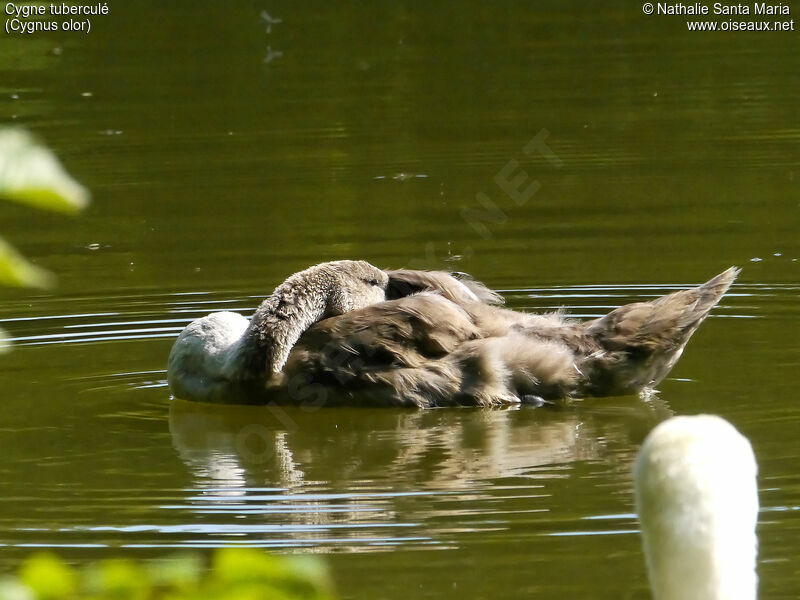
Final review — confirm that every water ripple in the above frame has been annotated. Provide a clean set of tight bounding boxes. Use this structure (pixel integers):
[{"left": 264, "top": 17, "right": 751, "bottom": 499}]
[{"left": 3, "top": 281, "right": 787, "bottom": 349}]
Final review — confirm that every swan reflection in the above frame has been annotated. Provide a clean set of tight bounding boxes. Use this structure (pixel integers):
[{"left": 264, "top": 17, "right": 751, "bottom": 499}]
[{"left": 169, "top": 398, "right": 672, "bottom": 550}]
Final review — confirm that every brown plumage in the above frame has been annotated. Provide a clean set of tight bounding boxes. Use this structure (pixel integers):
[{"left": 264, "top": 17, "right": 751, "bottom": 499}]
[
  {"left": 278, "top": 267, "right": 739, "bottom": 407},
  {"left": 168, "top": 262, "right": 739, "bottom": 407}
]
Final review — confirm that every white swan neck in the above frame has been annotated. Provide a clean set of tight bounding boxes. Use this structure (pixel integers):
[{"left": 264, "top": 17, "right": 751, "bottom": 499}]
[{"left": 635, "top": 415, "right": 759, "bottom": 600}]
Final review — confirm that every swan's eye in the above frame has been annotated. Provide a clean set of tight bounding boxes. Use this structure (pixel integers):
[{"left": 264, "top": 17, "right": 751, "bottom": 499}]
[{"left": 361, "top": 276, "right": 382, "bottom": 287}]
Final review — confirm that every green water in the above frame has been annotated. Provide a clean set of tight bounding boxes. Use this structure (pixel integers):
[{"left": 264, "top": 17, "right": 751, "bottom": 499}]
[{"left": 1, "top": 2, "right": 798, "bottom": 598}]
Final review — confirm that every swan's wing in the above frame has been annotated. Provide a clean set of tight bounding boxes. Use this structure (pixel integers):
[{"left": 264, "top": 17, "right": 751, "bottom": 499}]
[
  {"left": 282, "top": 293, "right": 481, "bottom": 407},
  {"left": 283, "top": 293, "right": 580, "bottom": 407},
  {"left": 290, "top": 293, "right": 482, "bottom": 372},
  {"left": 386, "top": 269, "right": 504, "bottom": 306}
]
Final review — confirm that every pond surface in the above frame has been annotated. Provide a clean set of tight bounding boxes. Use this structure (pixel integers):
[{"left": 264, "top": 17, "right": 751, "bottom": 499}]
[{"left": 1, "top": 2, "right": 798, "bottom": 598}]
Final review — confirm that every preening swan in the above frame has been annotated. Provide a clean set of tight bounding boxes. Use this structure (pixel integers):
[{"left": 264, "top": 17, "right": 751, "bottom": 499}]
[
  {"left": 634, "top": 415, "right": 758, "bottom": 600},
  {"left": 168, "top": 261, "right": 739, "bottom": 406},
  {"left": 168, "top": 260, "right": 388, "bottom": 403}
]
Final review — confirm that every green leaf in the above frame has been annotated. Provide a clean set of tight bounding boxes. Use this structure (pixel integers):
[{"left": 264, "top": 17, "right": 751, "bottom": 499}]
[
  {"left": 0, "top": 577, "right": 36, "bottom": 600},
  {"left": 0, "top": 326, "right": 10, "bottom": 354},
  {"left": 8, "top": 550, "right": 335, "bottom": 600},
  {"left": 146, "top": 553, "right": 203, "bottom": 589},
  {"left": 18, "top": 553, "right": 78, "bottom": 599},
  {"left": 0, "top": 236, "right": 55, "bottom": 289},
  {"left": 213, "top": 549, "right": 333, "bottom": 599},
  {"left": 83, "top": 558, "right": 149, "bottom": 599},
  {"left": 0, "top": 128, "right": 89, "bottom": 214}
]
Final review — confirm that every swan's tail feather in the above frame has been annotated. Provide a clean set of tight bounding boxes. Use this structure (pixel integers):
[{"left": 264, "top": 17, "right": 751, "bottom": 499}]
[{"left": 580, "top": 267, "right": 739, "bottom": 395}]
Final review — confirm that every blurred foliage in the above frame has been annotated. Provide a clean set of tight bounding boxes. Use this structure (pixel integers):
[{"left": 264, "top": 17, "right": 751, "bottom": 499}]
[
  {"left": 0, "top": 127, "right": 90, "bottom": 351},
  {"left": 0, "top": 548, "right": 335, "bottom": 600},
  {"left": 0, "top": 237, "right": 55, "bottom": 290},
  {"left": 0, "top": 128, "right": 89, "bottom": 215}
]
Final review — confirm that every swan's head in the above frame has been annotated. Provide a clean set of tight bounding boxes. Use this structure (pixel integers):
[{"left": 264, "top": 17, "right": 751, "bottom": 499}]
[
  {"left": 634, "top": 415, "right": 758, "bottom": 600},
  {"left": 167, "top": 311, "right": 252, "bottom": 402},
  {"left": 322, "top": 260, "right": 389, "bottom": 315}
]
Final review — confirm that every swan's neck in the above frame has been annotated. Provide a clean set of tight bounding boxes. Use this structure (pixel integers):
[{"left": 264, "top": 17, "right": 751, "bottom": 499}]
[
  {"left": 241, "top": 269, "right": 334, "bottom": 376},
  {"left": 634, "top": 415, "right": 758, "bottom": 600}
]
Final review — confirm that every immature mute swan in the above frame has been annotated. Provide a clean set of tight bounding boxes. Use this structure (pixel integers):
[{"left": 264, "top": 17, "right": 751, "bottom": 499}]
[
  {"left": 634, "top": 415, "right": 758, "bottom": 600},
  {"left": 168, "top": 261, "right": 739, "bottom": 406},
  {"left": 168, "top": 260, "right": 388, "bottom": 403}
]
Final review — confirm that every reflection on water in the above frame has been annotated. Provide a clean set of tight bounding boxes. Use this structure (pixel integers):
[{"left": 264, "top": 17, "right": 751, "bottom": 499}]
[{"left": 167, "top": 398, "right": 671, "bottom": 551}]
